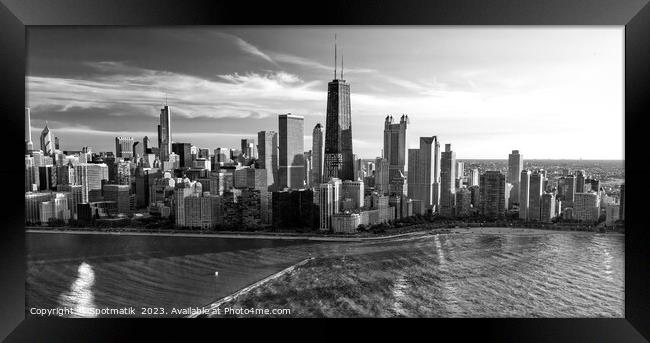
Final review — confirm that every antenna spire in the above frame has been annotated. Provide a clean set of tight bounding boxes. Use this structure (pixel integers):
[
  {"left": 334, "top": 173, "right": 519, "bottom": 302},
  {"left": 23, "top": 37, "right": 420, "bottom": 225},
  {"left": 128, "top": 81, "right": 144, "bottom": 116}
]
[
  {"left": 341, "top": 51, "right": 344, "bottom": 79},
  {"left": 334, "top": 33, "right": 337, "bottom": 80}
]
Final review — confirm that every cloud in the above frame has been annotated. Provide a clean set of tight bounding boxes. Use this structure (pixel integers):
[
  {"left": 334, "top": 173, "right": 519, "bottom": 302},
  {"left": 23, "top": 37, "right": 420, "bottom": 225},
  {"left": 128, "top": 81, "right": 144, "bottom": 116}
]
[
  {"left": 214, "top": 32, "right": 278, "bottom": 66},
  {"left": 27, "top": 63, "right": 328, "bottom": 121}
]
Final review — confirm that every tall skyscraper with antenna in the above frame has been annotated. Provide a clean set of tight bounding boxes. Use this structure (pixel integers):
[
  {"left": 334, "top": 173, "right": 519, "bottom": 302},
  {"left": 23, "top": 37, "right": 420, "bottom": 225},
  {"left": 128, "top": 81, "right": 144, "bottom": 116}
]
[
  {"left": 25, "top": 107, "right": 34, "bottom": 152},
  {"left": 158, "top": 100, "right": 172, "bottom": 162},
  {"left": 324, "top": 34, "right": 354, "bottom": 181}
]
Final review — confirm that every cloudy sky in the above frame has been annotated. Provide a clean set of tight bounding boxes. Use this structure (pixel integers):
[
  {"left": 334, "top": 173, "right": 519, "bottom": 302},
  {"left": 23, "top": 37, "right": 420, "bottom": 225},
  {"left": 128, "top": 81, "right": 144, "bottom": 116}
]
[{"left": 27, "top": 27, "right": 624, "bottom": 159}]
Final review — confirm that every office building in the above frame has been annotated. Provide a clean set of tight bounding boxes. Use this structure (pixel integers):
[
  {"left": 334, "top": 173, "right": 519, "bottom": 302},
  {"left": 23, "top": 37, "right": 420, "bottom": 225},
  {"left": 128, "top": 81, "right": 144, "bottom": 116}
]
[
  {"left": 278, "top": 113, "right": 305, "bottom": 190},
  {"left": 39, "top": 193, "right": 71, "bottom": 224},
  {"left": 341, "top": 180, "right": 364, "bottom": 209},
  {"left": 25, "top": 192, "right": 53, "bottom": 225},
  {"left": 507, "top": 150, "right": 524, "bottom": 204},
  {"left": 74, "top": 163, "right": 108, "bottom": 203},
  {"left": 115, "top": 136, "right": 134, "bottom": 159},
  {"left": 311, "top": 123, "right": 324, "bottom": 186},
  {"left": 40, "top": 122, "right": 54, "bottom": 156},
  {"left": 158, "top": 105, "right": 172, "bottom": 162},
  {"left": 257, "top": 131, "right": 278, "bottom": 191},
  {"left": 576, "top": 170, "right": 586, "bottom": 193},
  {"left": 25, "top": 107, "right": 34, "bottom": 152},
  {"left": 407, "top": 136, "right": 439, "bottom": 214},
  {"left": 324, "top": 48, "right": 354, "bottom": 181},
  {"left": 172, "top": 142, "right": 192, "bottom": 168},
  {"left": 383, "top": 114, "right": 408, "bottom": 192},
  {"left": 574, "top": 192, "right": 601, "bottom": 222},
  {"left": 103, "top": 184, "right": 131, "bottom": 214},
  {"left": 272, "top": 189, "right": 314, "bottom": 229}
]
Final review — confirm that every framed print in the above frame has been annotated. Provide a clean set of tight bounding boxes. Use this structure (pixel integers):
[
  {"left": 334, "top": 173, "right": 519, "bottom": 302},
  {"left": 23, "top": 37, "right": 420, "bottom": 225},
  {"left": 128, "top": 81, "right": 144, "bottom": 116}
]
[{"left": 0, "top": 0, "right": 648, "bottom": 341}]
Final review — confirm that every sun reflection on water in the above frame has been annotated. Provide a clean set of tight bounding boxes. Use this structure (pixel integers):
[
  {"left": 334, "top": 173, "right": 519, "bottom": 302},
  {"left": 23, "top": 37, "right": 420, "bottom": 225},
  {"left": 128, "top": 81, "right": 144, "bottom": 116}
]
[{"left": 58, "top": 262, "right": 97, "bottom": 318}]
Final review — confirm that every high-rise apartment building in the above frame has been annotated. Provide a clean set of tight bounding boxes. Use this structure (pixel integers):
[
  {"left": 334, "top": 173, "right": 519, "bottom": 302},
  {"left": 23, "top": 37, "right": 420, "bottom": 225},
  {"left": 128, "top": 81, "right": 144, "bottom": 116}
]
[
  {"left": 374, "top": 157, "right": 390, "bottom": 195},
  {"left": 440, "top": 143, "right": 456, "bottom": 217},
  {"left": 519, "top": 170, "right": 531, "bottom": 220},
  {"left": 540, "top": 193, "right": 556, "bottom": 222},
  {"left": 479, "top": 171, "right": 506, "bottom": 218},
  {"left": 508, "top": 150, "right": 523, "bottom": 205},
  {"left": 527, "top": 171, "right": 544, "bottom": 221}
]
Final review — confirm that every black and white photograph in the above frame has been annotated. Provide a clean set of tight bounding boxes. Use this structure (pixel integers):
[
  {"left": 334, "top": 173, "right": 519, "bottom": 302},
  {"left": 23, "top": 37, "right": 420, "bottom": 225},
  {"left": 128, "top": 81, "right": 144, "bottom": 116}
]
[{"left": 23, "top": 26, "right": 626, "bottom": 319}]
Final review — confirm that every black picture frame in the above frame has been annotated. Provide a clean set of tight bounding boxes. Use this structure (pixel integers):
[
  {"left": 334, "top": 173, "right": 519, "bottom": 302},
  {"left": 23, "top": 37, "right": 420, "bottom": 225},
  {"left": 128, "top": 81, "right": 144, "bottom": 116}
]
[{"left": 1, "top": 0, "right": 648, "bottom": 341}]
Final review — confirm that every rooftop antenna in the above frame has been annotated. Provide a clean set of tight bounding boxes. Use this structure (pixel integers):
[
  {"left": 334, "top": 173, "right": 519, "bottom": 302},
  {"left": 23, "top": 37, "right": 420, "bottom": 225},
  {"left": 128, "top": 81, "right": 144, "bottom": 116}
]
[
  {"left": 340, "top": 50, "right": 344, "bottom": 80},
  {"left": 334, "top": 33, "right": 337, "bottom": 80}
]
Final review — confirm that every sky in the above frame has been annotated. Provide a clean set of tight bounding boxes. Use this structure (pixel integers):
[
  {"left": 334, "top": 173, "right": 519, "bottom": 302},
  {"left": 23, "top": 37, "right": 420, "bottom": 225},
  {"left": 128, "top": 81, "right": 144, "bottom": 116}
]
[{"left": 26, "top": 27, "right": 624, "bottom": 160}]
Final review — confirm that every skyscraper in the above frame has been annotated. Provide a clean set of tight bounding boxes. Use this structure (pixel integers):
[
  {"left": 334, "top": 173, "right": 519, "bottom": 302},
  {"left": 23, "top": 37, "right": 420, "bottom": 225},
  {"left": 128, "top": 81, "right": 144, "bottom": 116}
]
[
  {"left": 311, "top": 123, "right": 324, "bottom": 186},
  {"left": 479, "top": 171, "right": 506, "bottom": 218},
  {"left": 172, "top": 142, "right": 192, "bottom": 168},
  {"left": 540, "top": 193, "right": 556, "bottom": 222},
  {"left": 383, "top": 115, "right": 408, "bottom": 193},
  {"left": 528, "top": 171, "right": 544, "bottom": 221},
  {"left": 133, "top": 141, "right": 144, "bottom": 160},
  {"left": 324, "top": 40, "right": 353, "bottom": 181},
  {"left": 407, "top": 136, "right": 438, "bottom": 214},
  {"left": 619, "top": 183, "right": 625, "bottom": 221},
  {"left": 278, "top": 113, "right": 305, "bottom": 190},
  {"left": 576, "top": 170, "right": 586, "bottom": 193},
  {"left": 25, "top": 107, "right": 34, "bottom": 152},
  {"left": 257, "top": 130, "right": 278, "bottom": 191},
  {"left": 469, "top": 168, "right": 480, "bottom": 187},
  {"left": 319, "top": 178, "right": 342, "bottom": 231},
  {"left": 508, "top": 150, "right": 524, "bottom": 205},
  {"left": 241, "top": 138, "right": 257, "bottom": 159},
  {"left": 75, "top": 163, "right": 109, "bottom": 203},
  {"left": 40, "top": 122, "right": 54, "bottom": 156},
  {"left": 143, "top": 136, "right": 151, "bottom": 153},
  {"left": 158, "top": 105, "right": 172, "bottom": 162},
  {"left": 115, "top": 136, "right": 134, "bottom": 159},
  {"left": 374, "top": 157, "right": 390, "bottom": 195},
  {"left": 519, "top": 170, "right": 531, "bottom": 220},
  {"left": 440, "top": 143, "right": 456, "bottom": 217},
  {"left": 574, "top": 192, "right": 601, "bottom": 222}
]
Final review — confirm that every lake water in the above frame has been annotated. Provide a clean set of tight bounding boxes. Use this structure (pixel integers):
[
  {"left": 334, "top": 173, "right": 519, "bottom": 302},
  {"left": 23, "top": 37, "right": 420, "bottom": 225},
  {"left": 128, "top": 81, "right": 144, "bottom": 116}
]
[{"left": 26, "top": 230, "right": 624, "bottom": 318}]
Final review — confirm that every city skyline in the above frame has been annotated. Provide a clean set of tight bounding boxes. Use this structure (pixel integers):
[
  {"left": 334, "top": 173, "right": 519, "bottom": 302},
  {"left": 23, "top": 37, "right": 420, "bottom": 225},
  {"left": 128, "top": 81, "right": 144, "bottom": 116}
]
[{"left": 26, "top": 27, "right": 623, "bottom": 159}]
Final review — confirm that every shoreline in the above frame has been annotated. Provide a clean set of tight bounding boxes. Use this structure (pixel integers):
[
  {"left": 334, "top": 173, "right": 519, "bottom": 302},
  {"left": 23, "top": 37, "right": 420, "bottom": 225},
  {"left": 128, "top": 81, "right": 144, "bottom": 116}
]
[{"left": 25, "top": 226, "right": 621, "bottom": 242}]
